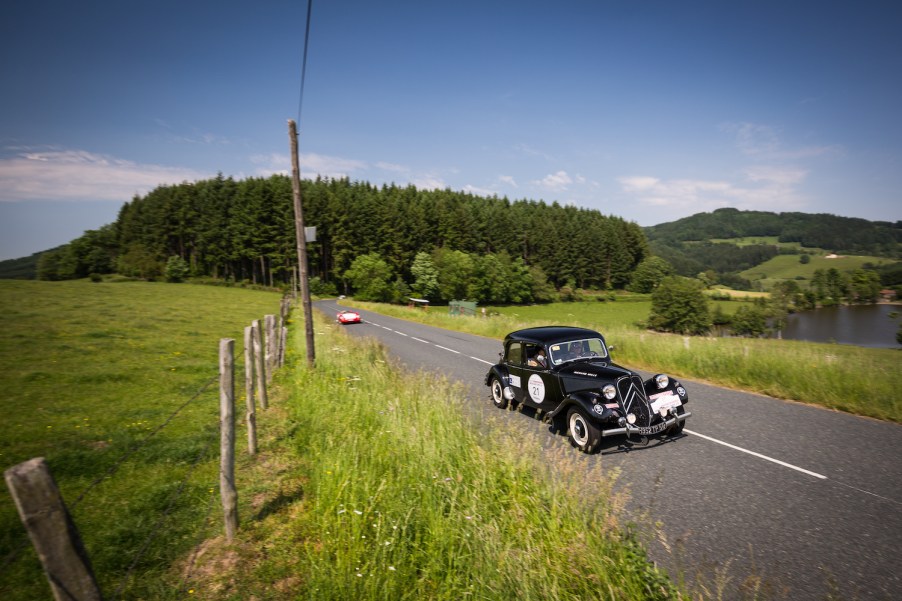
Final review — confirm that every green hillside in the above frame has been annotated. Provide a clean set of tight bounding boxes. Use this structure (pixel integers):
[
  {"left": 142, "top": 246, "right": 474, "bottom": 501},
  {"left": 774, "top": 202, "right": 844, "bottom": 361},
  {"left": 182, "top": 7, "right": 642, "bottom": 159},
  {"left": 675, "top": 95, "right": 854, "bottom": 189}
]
[
  {"left": 739, "top": 253, "right": 894, "bottom": 289},
  {"left": 646, "top": 207, "right": 901, "bottom": 258}
]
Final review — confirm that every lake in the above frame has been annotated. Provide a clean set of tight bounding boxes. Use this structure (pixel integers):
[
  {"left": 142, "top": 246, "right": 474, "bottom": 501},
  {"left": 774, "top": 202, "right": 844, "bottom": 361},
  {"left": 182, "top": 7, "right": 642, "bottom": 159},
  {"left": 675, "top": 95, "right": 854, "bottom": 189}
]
[{"left": 781, "top": 304, "right": 901, "bottom": 349}]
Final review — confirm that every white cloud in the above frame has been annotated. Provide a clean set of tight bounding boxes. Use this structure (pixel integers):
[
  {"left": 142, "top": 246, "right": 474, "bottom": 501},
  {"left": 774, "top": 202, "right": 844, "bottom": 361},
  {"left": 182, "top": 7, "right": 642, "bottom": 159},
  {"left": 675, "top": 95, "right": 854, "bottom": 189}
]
[
  {"left": 410, "top": 176, "right": 447, "bottom": 190},
  {"left": 721, "top": 121, "right": 844, "bottom": 160},
  {"left": 375, "top": 161, "right": 407, "bottom": 173},
  {"left": 617, "top": 172, "right": 807, "bottom": 213},
  {"left": 498, "top": 175, "right": 518, "bottom": 187},
  {"left": 743, "top": 165, "right": 808, "bottom": 185},
  {"left": 533, "top": 170, "right": 573, "bottom": 192},
  {"left": 462, "top": 184, "right": 496, "bottom": 196},
  {"left": 0, "top": 149, "right": 210, "bottom": 202},
  {"left": 514, "top": 143, "right": 555, "bottom": 161},
  {"left": 250, "top": 152, "right": 368, "bottom": 179}
]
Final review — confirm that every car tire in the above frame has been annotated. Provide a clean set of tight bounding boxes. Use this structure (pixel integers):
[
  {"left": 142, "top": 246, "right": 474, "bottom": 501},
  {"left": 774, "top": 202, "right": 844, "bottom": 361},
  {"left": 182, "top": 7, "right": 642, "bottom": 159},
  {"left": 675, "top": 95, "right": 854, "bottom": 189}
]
[
  {"left": 667, "top": 405, "right": 686, "bottom": 436},
  {"left": 490, "top": 376, "right": 509, "bottom": 410},
  {"left": 567, "top": 407, "right": 601, "bottom": 453}
]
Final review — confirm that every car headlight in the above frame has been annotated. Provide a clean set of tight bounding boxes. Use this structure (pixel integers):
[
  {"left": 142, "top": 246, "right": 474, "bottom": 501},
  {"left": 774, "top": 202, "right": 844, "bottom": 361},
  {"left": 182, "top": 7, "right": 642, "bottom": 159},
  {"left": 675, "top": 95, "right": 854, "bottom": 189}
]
[
  {"left": 655, "top": 374, "right": 669, "bottom": 389},
  {"left": 602, "top": 384, "right": 616, "bottom": 400}
]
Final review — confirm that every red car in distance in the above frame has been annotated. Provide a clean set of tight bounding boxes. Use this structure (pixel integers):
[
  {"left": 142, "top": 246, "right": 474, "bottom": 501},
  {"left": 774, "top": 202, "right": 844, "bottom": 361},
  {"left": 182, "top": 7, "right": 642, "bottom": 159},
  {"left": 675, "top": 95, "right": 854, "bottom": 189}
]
[{"left": 336, "top": 310, "right": 362, "bottom": 325}]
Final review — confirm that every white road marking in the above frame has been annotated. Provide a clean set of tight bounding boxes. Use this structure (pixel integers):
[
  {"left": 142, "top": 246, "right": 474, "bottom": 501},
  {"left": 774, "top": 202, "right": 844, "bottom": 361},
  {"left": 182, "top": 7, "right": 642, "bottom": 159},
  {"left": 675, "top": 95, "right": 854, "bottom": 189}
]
[
  {"left": 411, "top": 337, "right": 430, "bottom": 344},
  {"left": 434, "top": 344, "right": 461, "bottom": 354},
  {"left": 381, "top": 326, "right": 393, "bottom": 331},
  {"left": 685, "top": 429, "right": 827, "bottom": 480},
  {"left": 395, "top": 331, "right": 409, "bottom": 337},
  {"left": 470, "top": 356, "right": 494, "bottom": 365}
]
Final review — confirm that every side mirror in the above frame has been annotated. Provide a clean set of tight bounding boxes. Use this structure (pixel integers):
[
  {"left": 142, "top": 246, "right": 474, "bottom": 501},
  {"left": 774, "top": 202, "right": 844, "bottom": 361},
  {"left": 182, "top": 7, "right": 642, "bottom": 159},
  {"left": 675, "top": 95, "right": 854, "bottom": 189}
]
[{"left": 608, "top": 345, "right": 615, "bottom": 352}]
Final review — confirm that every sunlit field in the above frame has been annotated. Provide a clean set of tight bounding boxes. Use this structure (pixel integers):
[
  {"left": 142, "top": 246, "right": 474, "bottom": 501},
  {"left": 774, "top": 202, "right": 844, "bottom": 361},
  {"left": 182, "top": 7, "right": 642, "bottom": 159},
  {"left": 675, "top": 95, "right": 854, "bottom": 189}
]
[{"left": 0, "top": 280, "right": 281, "bottom": 600}]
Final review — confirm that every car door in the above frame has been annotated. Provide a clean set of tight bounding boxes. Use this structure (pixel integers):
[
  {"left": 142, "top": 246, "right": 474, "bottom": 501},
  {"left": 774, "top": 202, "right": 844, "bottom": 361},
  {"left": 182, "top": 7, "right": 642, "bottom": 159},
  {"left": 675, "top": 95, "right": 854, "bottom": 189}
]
[
  {"left": 504, "top": 341, "right": 528, "bottom": 403},
  {"left": 518, "top": 343, "right": 560, "bottom": 409}
]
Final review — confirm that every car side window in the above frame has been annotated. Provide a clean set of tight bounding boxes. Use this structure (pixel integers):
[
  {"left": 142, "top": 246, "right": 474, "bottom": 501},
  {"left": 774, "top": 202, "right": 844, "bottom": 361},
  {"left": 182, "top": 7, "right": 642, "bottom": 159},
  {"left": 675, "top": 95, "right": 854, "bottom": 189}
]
[
  {"left": 524, "top": 343, "right": 547, "bottom": 369},
  {"left": 504, "top": 342, "right": 522, "bottom": 365}
]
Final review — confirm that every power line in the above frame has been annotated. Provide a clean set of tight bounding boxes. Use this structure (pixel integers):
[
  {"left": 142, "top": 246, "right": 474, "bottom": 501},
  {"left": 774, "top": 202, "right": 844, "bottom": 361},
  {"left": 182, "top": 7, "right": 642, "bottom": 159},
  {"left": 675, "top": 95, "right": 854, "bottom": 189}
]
[{"left": 296, "top": 0, "right": 314, "bottom": 125}]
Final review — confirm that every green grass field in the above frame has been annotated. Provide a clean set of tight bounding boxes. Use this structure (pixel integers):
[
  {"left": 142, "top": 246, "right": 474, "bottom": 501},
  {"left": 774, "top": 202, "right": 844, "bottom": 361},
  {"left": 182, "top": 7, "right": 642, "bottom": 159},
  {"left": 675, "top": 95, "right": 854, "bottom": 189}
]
[
  {"left": 739, "top": 253, "right": 896, "bottom": 289},
  {"left": 0, "top": 280, "right": 282, "bottom": 600},
  {"left": 707, "top": 236, "right": 811, "bottom": 250}
]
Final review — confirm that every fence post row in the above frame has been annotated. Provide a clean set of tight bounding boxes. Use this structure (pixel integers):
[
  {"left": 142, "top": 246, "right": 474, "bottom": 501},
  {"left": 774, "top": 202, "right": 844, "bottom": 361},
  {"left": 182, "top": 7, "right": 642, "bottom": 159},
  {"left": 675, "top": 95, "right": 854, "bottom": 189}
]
[{"left": 4, "top": 458, "right": 103, "bottom": 601}]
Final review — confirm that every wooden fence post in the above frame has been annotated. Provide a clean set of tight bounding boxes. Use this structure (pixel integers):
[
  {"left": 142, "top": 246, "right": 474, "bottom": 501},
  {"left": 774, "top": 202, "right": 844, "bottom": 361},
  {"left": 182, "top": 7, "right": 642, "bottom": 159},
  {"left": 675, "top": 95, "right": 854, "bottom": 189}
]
[
  {"left": 279, "top": 325, "right": 288, "bottom": 367},
  {"left": 219, "top": 339, "right": 238, "bottom": 541},
  {"left": 243, "top": 327, "right": 257, "bottom": 456},
  {"left": 264, "top": 314, "right": 276, "bottom": 384},
  {"left": 4, "top": 458, "right": 103, "bottom": 601},
  {"left": 252, "top": 320, "right": 267, "bottom": 410}
]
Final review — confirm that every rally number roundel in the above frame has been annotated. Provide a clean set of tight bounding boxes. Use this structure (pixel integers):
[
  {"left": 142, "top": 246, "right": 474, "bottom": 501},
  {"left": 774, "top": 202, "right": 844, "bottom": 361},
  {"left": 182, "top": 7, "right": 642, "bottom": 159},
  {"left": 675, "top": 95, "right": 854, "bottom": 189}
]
[{"left": 527, "top": 374, "right": 546, "bottom": 403}]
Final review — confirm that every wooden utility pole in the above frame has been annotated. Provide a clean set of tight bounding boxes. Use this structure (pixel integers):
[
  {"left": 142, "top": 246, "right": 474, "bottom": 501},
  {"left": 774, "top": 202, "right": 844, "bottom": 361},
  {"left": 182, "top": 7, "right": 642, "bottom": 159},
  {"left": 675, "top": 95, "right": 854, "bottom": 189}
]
[{"left": 288, "top": 119, "right": 316, "bottom": 368}]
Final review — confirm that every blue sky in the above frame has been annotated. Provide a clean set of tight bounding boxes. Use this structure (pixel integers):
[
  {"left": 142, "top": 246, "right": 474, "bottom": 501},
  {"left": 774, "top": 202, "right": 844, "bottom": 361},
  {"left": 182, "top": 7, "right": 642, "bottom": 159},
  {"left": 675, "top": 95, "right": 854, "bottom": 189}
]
[{"left": 2, "top": 0, "right": 901, "bottom": 260}]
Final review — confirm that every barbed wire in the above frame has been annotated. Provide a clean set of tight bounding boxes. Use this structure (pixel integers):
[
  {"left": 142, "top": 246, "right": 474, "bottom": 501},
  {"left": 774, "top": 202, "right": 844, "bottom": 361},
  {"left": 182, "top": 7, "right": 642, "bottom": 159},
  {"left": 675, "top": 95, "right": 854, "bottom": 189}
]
[
  {"left": 0, "top": 373, "right": 218, "bottom": 588},
  {"left": 111, "top": 423, "right": 220, "bottom": 600},
  {"left": 70, "top": 373, "right": 218, "bottom": 510}
]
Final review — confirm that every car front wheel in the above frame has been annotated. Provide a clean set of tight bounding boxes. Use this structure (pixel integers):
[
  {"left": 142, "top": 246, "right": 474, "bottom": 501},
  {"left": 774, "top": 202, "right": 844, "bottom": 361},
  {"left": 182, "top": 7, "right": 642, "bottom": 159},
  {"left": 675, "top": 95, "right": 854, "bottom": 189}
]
[
  {"left": 490, "top": 376, "right": 508, "bottom": 410},
  {"left": 567, "top": 407, "right": 601, "bottom": 453}
]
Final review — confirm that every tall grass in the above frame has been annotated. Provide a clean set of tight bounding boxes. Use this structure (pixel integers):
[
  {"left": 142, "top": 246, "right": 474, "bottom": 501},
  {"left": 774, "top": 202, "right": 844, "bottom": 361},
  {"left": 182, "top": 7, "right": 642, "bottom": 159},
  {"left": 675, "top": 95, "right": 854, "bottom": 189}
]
[
  {"left": 192, "top": 316, "right": 679, "bottom": 600},
  {"left": 346, "top": 301, "right": 902, "bottom": 423},
  {"left": 0, "top": 280, "right": 281, "bottom": 600}
]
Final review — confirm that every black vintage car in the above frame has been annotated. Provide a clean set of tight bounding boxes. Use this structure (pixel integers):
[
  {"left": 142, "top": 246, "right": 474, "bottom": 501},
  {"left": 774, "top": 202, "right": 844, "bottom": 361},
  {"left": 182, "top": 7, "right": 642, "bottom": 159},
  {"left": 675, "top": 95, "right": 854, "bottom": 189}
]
[{"left": 484, "top": 326, "right": 690, "bottom": 453}]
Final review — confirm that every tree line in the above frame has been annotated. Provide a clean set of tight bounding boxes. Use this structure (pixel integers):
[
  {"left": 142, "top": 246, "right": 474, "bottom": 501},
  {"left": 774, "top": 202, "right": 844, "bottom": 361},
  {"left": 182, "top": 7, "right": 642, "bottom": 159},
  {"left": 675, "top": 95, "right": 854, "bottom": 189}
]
[{"left": 36, "top": 175, "right": 650, "bottom": 303}]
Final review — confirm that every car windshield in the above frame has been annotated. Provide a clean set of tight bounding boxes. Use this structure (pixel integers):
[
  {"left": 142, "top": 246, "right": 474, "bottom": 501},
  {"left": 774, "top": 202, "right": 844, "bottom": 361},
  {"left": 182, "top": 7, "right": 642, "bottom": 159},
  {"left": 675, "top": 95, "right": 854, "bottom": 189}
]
[{"left": 547, "top": 338, "right": 608, "bottom": 365}]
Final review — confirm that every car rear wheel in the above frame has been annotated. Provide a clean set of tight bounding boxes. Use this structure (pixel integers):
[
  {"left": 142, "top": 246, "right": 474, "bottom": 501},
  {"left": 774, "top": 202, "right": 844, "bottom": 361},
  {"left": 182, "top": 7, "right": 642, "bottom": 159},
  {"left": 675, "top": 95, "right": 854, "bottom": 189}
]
[
  {"left": 567, "top": 407, "right": 601, "bottom": 453},
  {"left": 490, "top": 376, "right": 508, "bottom": 409}
]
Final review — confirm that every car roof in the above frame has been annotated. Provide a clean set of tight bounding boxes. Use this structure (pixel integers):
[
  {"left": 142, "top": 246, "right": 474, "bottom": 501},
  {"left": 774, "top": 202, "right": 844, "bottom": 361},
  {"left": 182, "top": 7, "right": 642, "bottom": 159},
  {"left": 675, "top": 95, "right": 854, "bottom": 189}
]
[{"left": 504, "top": 326, "right": 603, "bottom": 345}]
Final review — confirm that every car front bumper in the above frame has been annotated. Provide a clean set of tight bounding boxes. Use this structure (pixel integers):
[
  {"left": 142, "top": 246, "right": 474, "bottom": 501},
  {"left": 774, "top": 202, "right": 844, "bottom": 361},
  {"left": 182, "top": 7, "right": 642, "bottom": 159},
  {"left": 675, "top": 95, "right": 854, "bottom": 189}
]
[{"left": 600, "top": 410, "right": 691, "bottom": 437}]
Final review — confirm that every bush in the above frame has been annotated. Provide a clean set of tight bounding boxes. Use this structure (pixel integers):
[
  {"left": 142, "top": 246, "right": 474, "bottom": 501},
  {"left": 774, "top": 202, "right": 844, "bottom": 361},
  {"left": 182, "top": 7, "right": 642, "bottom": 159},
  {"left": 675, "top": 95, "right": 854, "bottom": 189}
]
[
  {"left": 164, "top": 255, "right": 190, "bottom": 283},
  {"left": 647, "top": 276, "right": 712, "bottom": 335}
]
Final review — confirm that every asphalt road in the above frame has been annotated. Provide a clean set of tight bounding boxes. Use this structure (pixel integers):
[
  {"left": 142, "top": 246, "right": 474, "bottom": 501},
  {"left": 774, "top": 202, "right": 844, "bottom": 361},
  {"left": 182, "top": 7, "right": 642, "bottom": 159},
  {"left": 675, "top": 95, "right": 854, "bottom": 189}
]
[{"left": 318, "top": 301, "right": 902, "bottom": 600}]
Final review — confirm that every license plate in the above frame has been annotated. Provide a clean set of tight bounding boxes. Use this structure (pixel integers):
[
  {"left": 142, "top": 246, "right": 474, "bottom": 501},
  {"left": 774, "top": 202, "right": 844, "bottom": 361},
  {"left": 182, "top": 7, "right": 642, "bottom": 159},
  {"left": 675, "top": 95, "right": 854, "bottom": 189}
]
[{"left": 637, "top": 422, "right": 668, "bottom": 435}]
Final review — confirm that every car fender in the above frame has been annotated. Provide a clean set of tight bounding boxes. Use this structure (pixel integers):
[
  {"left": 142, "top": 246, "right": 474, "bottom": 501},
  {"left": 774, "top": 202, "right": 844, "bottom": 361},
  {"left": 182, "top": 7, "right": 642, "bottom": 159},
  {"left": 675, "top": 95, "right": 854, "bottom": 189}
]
[
  {"left": 644, "top": 376, "right": 690, "bottom": 405},
  {"left": 484, "top": 365, "right": 510, "bottom": 387},
  {"left": 548, "top": 391, "right": 604, "bottom": 422}
]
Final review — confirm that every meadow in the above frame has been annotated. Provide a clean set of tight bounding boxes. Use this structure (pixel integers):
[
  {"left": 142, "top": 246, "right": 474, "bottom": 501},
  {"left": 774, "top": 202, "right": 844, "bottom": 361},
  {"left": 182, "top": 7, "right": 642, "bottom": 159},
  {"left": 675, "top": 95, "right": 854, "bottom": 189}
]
[
  {"left": 0, "top": 279, "right": 282, "bottom": 599},
  {"left": 739, "top": 253, "right": 894, "bottom": 289},
  {"left": 346, "top": 299, "right": 902, "bottom": 423}
]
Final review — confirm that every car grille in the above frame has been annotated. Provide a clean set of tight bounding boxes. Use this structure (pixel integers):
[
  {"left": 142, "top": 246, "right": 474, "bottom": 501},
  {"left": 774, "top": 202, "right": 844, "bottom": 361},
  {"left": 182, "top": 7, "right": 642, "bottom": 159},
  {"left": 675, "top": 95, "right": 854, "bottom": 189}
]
[{"left": 617, "top": 375, "right": 652, "bottom": 427}]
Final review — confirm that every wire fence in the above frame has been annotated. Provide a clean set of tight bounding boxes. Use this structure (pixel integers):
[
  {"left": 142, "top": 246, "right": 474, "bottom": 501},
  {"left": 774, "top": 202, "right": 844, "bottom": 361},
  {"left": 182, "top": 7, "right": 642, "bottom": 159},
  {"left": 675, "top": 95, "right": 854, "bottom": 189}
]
[{"left": 1, "top": 303, "right": 291, "bottom": 600}]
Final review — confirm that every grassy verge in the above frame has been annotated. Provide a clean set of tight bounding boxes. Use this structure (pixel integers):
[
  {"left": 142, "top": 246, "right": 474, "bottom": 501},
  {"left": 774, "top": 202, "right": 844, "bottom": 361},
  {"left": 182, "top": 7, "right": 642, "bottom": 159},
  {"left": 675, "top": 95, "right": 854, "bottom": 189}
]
[
  {"left": 344, "top": 300, "right": 902, "bottom": 423},
  {"left": 0, "top": 280, "right": 282, "bottom": 600},
  {"left": 186, "top": 313, "right": 679, "bottom": 600}
]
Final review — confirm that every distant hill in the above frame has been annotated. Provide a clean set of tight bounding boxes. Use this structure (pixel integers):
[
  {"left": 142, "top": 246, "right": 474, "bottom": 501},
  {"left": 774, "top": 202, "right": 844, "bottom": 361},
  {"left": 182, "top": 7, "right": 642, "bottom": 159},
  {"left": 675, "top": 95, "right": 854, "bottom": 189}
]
[
  {"left": 645, "top": 208, "right": 902, "bottom": 257},
  {"left": 643, "top": 209, "right": 902, "bottom": 289},
  {"left": 0, "top": 250, "right": 47, "bottom": 279}
]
